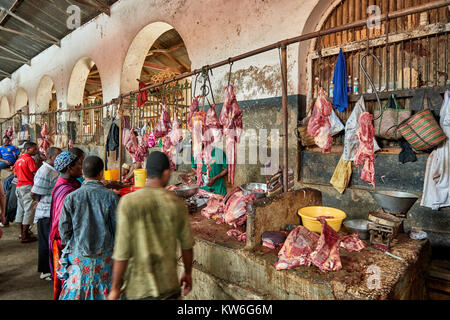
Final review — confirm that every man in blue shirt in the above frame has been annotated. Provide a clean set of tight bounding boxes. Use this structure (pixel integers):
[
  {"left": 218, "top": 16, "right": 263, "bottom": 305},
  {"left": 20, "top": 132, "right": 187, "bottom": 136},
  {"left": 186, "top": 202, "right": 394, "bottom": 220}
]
[{"left": 0, "top": 136, "right": 20, "bottom": 170}]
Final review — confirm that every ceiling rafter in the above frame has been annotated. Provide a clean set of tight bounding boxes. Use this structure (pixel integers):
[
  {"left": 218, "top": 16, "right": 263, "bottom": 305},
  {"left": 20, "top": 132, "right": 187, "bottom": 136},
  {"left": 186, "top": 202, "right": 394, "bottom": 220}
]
[{"left": 74, "top": 0, "right": 110, "bottom": 16}]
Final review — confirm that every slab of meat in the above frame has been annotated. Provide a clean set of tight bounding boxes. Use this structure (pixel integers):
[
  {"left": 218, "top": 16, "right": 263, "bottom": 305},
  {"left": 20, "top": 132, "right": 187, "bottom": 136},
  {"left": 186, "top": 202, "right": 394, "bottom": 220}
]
[
  {"left": 219, "top": 85, "right": 243, "bottom": 186},
  {"left": 3, "top": 125, "right": 13, "bottom": 140},
  {"left": 262, "top": 231, "right": 288, "bottom": 250},
  {"left": 37, "top": 122, "right": 55, "bottom": 156},
  {"left": 223, "top": 190, "right": 257, "bottom": 227},
  {"left": 274, "top": 226, "right": 320, "bottom": 270},
  {"left": 275, "top": 218, "right": 365, "bottom": 272},
  {"left": 196, "top": 188, "right": 224, "bottom": 200},
  {"left": 133, "top": 133, "right": 149, "bottom": 164},
  {"left": 340, "top": 234, "right": 366, "bottom": 252},
  {"left": 147, "top": 132, "right": 156, "bottom": 148},
  {"left": 201, "top": 197, "right": 224, "bottom": 220},
  {"left": 163, "top": 115, "right": 183, "bottom": 169},
  {"left": 307, "top": 87, "right": 333, "bottom": 153},
  {"left": 192, "top": 111, "right": 206, "bottom": 185},
  {"left": 203, "top": 104, "right": 223, "bottom": 175},
  {"left": 310, "top": 216, "right": 343, "bottom": 272},
  {"left": 123, "top": 128, "right": 141, "bottom": 164},
  {"left": 154, "top": 103, "right": 171, "bottom": 138},
  {"left": 166, "top": 185, "right": 178, "bottom": 191},
  {"left": 354, "top": 112, "right": 376, "bottom": 188},
  {"left": 188, "top": 96, "right": 200, "bottom": 130},
  {"left": 226, "top": 229, "right": 246, "bottom": 242}
]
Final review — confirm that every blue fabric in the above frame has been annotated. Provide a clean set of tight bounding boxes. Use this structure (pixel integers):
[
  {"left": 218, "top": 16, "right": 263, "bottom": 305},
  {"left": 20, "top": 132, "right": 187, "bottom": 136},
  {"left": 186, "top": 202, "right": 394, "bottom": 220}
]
[
  {"left": 59, "top": 180, "right": 119, "bottom": 256},
  {"left": 54, "top": 152, "right": 77, "bottom": 172},
  {"left": 57, "top": 250, "right": 112, "bottom": 300},
  {"left": 332, "top": 49, "right": 349, "bottom": 112},
  {"left": 0, "top": 145, "right": 19, "bottom": 164},
  {"left": 0, "top": 162, "right": 11, "bottom": 169},
  {"left": 77, "top": 176, "right": 85, "bottom": 184}
]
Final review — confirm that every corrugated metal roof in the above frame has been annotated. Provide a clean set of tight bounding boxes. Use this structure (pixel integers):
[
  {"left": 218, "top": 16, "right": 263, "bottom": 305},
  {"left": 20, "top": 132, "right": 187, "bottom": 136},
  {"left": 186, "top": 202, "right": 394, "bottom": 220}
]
[{"left": 0, "top": 0, "right": 119, "bottom": 79}]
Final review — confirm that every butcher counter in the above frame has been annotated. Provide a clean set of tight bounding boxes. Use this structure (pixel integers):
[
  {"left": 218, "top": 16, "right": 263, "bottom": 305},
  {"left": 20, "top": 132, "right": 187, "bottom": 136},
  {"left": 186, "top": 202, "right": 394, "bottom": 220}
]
[{"left": 177, "top": 188, "right": 431, "bottom": 300}]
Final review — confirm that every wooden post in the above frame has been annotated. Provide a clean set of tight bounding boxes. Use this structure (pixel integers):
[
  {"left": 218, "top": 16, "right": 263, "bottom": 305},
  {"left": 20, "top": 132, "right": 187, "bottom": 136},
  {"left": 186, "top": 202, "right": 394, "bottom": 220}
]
[
  {"left": 280, "top": 44, "right": 289, "bottom": 193},
  {"left": 118, "top": 98, "right": 124, "bottom": 180}
]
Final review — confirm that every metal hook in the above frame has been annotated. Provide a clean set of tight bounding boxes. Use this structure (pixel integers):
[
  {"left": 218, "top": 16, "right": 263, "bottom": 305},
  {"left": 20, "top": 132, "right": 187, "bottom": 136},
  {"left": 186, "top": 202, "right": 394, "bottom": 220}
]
[
  {"left": 227, "top": 59, "right": 234, "bottom": 87},
  {"left": 360, "top": 52, "right": 382, "bottom": 120}
]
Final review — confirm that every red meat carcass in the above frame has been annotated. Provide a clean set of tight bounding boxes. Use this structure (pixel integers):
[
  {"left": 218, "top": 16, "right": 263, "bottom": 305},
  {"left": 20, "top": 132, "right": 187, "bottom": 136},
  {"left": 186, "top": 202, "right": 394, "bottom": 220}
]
[
  {"left": 154, "top": 103, "right": 171, "bottom": 138},
  {"left": 219, "top": 85, "right": 243, "bottom": 186},
  {"left": 203, "top": 104, "right": 223, "bottom": 175},
  {"left": 187, "top": 96, "right": 200, "bottom": 130},
  {"left": 163, "top": 115, "right": 183, "bottom": 169},
  {"left": 222, "top": 189, "right": 257, "bottom": 228},
  {"left": 354, "top": 112, "right": 376, "bottom": 188},
  {"left": 192, "top": 111, "right": 206, "bottom": 186},
  {"left": 37, "top": 122, "right": 55, "bottom": 156},
  {"left": 307, "top": 87, "right": 333, "bottom": 153},
  {"left": 274, "top": 226, "right": 320, "bottom": 270}
]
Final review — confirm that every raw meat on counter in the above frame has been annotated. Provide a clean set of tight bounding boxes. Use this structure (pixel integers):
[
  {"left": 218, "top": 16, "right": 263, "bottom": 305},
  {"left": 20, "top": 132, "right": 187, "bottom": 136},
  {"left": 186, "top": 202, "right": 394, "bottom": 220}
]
[
  {"left": 274, "top": 217, "right": 365, "bottom": 272},
  {"left": 307, "top": 87, "right": 333, "bottom": 153},
  {"left": 227, "top": 229, "right": 246, "bottom": 242},
  {"left": 201, "top": 197, "right": 224, "bottom": 220},
  {"left": 262, "top": 231, "right": 288, "bottom": 250},
  {"left": 219, "top": 85, "right": 243, "bottom": 186},
  {"left": 354, "top": 112, "right": 376, "bottom": 188}
]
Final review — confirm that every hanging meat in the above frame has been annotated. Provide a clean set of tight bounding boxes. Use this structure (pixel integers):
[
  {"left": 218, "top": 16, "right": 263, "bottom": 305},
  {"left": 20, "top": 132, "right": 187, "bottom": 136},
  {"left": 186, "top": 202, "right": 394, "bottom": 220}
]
[
  {"left": 187, "top": 96, "right": 200, "bottom": 129},
  {"left": 37, "top": 122, "right": 55, "bottom": 156},
  {"left": 307, "top": 87, "right": 333, "bottom": 153},
  {"left": 203, "top": 104, "right": 223, "bottom": 175},
  {"left": 219, "top": 85, "right": 243, "bottom": 186},
  {"left": 4, "top": 125, "right": 13, "bottom": 140},
  {"left": 147, "top": 132, "right": 156, "bottom": 148},
  {"left": 354, "top": 112, "right": 376, "bottom": 188},
  {"left": 162, "top": 115, "right": 183, "bottom": 170},
  {"left": 192, "top": 110, "right": 206, "bottom": 185},
  {"left": 154, "top": 103, "right": 171, "bottom": 138}
]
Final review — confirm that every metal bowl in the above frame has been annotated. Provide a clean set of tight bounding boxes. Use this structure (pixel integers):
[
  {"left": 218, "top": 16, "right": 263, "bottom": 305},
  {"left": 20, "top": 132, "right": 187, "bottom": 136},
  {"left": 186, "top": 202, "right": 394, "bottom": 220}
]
[
  {"left": 173, "top": 185, "right": 199, "bottom": 198},
  {"left": 240, "top": 183, "right": 267, "bottom": 199},
  {"left": 371, "top": 190, "right": 418, "bottom": 215},
  {"left": 343, "top": 219, "right": 371, "bottom": 240}
]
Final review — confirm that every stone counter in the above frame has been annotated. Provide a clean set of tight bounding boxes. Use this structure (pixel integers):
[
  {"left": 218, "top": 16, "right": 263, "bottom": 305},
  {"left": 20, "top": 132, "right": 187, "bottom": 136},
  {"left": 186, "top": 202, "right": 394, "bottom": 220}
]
[{"left": 179, "top": 191, "right": 431, "bottom": 300}]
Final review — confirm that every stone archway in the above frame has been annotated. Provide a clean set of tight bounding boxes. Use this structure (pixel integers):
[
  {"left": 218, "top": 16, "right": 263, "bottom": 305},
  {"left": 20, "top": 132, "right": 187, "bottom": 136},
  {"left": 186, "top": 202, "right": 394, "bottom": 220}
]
[
  {"left": 67, "top": 57, "right": 103, "bottom": 108},
  {"left": 120, "top": 21, "right": 190, "bottom": 94},
  {"left": 0, "top": 96, "right": 11, "bottom": 119},
  {"left": 14, "top": 88, "right": 28, "bottom": 114},
  {"left": 36, "top": 75, "right": 56, "bottom": 113}
]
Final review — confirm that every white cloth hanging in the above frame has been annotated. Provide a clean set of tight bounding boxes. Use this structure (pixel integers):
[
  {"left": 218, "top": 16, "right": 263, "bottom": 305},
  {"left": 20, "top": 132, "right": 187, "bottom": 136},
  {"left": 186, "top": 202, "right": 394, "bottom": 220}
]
[
  {"left": 343, "top": 96, "right": 380, "bottom": 161},
  {"left": 421, "top": 90, "right": 450, "bottom": 210}
]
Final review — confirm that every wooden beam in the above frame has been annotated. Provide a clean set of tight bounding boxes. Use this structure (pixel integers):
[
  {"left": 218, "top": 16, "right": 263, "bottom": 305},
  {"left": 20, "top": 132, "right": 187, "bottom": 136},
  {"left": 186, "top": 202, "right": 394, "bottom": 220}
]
[
  {"left": 86, "top": 79, "right": 102, "bottom": 86},
  {"left": 75, "top": 0, "right": 110, "bottom": 16},
  {"left": 147, "top": 43, "right": 185, "bottom": 56},
  {"left": 0, "top": 25, "right": 58, "bottom": 45},
  {"left": 143, "top": 61, "right": 182, "bottom": 74},
  {"left": 152, "top": 42, "right": 190, "bottom": 71}
]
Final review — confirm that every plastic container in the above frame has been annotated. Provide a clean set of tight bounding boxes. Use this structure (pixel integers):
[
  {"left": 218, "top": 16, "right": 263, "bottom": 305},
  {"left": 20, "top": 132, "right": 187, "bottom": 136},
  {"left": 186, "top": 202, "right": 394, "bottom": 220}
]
[
  {"left": 119, "top": 186, "right": 142, "bottom": 197},
  {"left": 297, "top": 206, "right": 347, "bottom": 234},
  {"left": 134, "top": 169, "right": 147, "bottom": 187},
  {"left": 104, "top": 169, "right": 119, "bottom": 181}
]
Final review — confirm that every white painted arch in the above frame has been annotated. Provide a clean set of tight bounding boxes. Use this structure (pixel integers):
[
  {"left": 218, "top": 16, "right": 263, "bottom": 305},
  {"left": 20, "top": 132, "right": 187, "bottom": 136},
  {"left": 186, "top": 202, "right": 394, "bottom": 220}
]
[
  {"left": 120, "top": 21, "right": 179, "bottom": 94},
  {"left": 0, "top": 96, "right": 10, "bottom": 119},
  {"left": 14, "top": 88, "right": 28, "bottom": 114},
  {"left": 36, "top": 75, "right": 55, "bottom": 113},
  {"left": 67, "top": 57, "right": 102, "bottom": 108}
]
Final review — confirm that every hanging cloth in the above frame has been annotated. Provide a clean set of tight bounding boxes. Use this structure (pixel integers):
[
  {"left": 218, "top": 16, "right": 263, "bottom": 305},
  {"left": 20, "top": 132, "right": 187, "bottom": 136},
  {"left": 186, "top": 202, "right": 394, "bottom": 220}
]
[
  {"left": 398, "top": 139, "right": 417, "bottom": 164},
  {"left": 343, "top": 96, "right": 380, "bottom": 161},
  {"left": 137, "top": 81, "right": 148, "bottom": 107},
  {"left": 104, "top": 121, "right": 120, "bottom": 170},
  {"left": 332, "top": 49, "right": 349, "bottom": 112},
  {"left": 421, "top": 90, "right": 450, "bottom": 210},
  {"left": 330, "top": 154, "right": 352, "bottom": 194}
]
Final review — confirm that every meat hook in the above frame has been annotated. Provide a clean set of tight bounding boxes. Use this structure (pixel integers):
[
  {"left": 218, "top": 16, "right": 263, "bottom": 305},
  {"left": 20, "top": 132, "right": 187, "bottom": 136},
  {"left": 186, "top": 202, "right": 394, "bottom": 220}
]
[{"left": 360, "top": 52, "right": 382, "bottom": 121}]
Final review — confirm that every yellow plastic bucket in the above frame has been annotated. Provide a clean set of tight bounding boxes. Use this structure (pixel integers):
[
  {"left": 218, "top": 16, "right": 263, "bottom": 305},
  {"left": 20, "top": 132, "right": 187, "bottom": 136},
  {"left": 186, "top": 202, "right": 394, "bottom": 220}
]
[
  {"left": 134, "top": 169, "right": 147, "bottom": 187},
  {"left": 104, "top": 169, "right": 119, "bottom": 181},
  {"left": 298, "top": 206, "right": 347, "bottom": 233}
]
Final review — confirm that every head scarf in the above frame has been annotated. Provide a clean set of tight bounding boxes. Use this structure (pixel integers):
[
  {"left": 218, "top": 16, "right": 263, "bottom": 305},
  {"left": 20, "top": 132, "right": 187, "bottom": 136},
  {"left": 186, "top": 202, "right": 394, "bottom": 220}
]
[{"left": 54, "top": 152, "right": 77, "bottom": 172}]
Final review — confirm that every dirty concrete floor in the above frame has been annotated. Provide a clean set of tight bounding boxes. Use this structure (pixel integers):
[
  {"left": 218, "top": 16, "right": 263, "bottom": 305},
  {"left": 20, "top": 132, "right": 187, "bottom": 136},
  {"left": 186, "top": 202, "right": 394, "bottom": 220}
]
[{"left": 0, "top": 223, "right": 53, "bottom": 300}]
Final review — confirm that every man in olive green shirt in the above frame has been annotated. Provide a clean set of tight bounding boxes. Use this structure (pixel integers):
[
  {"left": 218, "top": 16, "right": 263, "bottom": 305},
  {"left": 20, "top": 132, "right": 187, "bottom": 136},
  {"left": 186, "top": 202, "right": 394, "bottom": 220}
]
[
  {"left": 108, "top": 151, "right": 194, "bottom": 300},
  {"left": 191, "top": 147, "right": 228, "bottom": 196}
]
